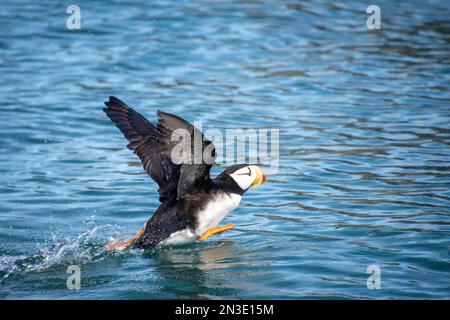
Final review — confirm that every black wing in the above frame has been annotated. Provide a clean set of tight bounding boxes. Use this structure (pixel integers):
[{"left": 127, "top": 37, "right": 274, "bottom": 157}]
[
  {"left": 156, "top": 109, "right": 216, "bottom": 199},
  {"left": 103, "top": 96, "right": 216, "bottom": 201}
]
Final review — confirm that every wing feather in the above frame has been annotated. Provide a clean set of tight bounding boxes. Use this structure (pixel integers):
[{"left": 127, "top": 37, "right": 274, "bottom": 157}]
[{"left": 103, "top": 96, "right": 216, "bottom": 202}]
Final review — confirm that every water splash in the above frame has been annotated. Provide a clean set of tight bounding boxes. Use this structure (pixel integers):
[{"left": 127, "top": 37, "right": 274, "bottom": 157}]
[{"left": 0, "top": 227, "right": 112, "bottom": 281}]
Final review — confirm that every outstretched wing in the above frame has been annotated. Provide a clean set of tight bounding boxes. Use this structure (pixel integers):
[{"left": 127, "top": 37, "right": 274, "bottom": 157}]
[
  {"left": 156, "top": 110, "right": 216, "bottom": 199},
  {"left": 103, "top": 96, "right": 216, "bottom": 201}
]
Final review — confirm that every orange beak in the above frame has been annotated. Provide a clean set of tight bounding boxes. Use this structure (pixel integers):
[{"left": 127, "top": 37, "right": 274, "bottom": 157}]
[{"left": 251, "top": 166, "right": 267, "bottom": 187}]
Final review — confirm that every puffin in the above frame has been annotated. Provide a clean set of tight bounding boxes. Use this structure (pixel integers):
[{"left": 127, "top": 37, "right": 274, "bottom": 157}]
[{"left": 102, "top": 96, "right": 266, "bottom": 250}]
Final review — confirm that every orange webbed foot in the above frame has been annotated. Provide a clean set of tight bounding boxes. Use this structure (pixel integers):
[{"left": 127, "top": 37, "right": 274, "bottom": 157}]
[
  {"left": 104, "top": 229, "right": 144, "bottom": 251},
  {"left": 198, "top": 223, "right": 234, "bottom": 241}
]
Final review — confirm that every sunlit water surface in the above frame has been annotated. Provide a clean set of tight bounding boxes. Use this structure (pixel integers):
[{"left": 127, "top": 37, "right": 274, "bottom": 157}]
[{"left": 0, "top": 0, "right": 449, "bottom": 299}]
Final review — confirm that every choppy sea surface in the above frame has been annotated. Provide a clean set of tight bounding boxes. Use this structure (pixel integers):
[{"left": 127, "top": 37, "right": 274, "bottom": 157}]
[{"left": 1, "top": 0, "right": 449, "bottom": 299}]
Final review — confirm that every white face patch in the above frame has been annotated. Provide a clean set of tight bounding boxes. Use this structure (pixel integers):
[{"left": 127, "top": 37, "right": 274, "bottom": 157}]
[{"left": 229, "top": 166, "right": 257, "bottom": 191}]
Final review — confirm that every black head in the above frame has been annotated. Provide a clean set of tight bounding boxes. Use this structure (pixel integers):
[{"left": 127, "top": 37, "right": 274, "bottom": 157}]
[{"left": 217, "top": 164, "right": 267, "bottom": 193}]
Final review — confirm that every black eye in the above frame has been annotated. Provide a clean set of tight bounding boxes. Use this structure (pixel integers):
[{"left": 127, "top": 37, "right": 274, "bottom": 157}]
[{"left": 236, "top": 167, "right": 251, "bottom": 176}]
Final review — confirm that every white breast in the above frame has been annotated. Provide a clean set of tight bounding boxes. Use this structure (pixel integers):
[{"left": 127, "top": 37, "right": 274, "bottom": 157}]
[
  {"left": 195, "top": 193, "right": 242, "bottom": 236},
  {"left": 158, "top": 192, "right": 242, "bottom": 247},
  {"left": 160, "top": 229, "right": 197, "bottom": 246}
]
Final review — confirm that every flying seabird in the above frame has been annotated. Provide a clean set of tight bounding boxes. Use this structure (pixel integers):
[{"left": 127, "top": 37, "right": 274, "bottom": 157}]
[{"left": 102, "top": 96, "right": 266, "bottom": 250}]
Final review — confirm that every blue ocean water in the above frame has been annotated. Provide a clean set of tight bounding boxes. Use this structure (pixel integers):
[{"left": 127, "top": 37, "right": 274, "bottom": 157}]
[{"left": 0, "top": 0, "right": 449, "bottom": 299}]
